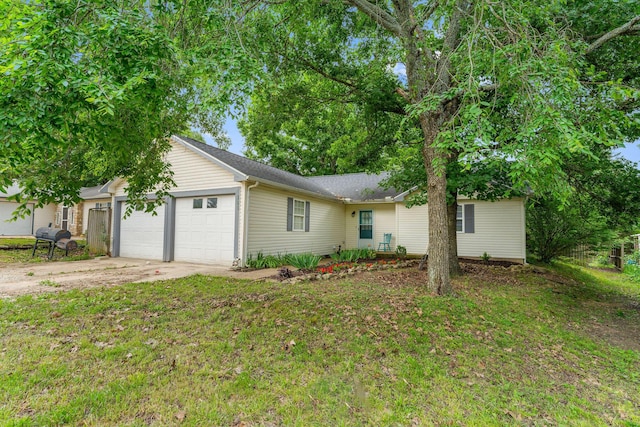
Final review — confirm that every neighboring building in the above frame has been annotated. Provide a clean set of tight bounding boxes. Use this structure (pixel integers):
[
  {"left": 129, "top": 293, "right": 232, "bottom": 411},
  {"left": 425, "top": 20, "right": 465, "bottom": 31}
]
[
  {"left": 106, "top": 136, "right": 526, "bottom": 265},
  {"left": 54, "top": 185, "right": 112, "bottom": 236},
  {"left": 0, "top": 183, "right": 56, "bottom": 236}
]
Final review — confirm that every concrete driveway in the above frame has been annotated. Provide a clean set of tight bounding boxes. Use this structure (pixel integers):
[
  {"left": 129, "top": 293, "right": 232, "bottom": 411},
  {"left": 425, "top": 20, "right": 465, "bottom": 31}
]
[{"left": 0, "top": 257, "right": 278, "bottom": 298}]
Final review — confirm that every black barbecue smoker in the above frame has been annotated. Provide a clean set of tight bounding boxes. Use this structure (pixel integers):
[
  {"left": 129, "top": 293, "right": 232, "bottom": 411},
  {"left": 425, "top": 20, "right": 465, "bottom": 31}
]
[{"left": 32, "top": 226, "right": 77, "bottom": 259}]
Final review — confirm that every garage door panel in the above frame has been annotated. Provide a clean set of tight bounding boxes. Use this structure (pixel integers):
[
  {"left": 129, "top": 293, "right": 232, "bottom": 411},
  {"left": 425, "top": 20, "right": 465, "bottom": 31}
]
[
  {"left": 174, "top": 195, "right": 235, "bottom": 265},
  {"left": 119, "top": 204, "right": 165, "bottom": 260},
  {"left": 0, "top": 202, "right": 33, "bottom": 236}
]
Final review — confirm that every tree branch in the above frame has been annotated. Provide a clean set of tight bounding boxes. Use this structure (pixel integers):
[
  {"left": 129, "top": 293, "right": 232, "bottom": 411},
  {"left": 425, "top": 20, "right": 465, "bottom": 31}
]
[
  {"left": 586, "top": 15, "right": 640, "bottom": 54},
  {"left": 346, "top": 0, "right": 402, "bottom": 36}
]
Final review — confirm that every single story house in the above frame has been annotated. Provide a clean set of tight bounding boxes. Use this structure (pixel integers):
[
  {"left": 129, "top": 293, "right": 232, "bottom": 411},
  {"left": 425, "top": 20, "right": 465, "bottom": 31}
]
[
  {"left": 105, "top": 135, "right": 526, "bottom": 265},
  {"left": 0, "top": 183, "right": 56, "bottom": 236}
]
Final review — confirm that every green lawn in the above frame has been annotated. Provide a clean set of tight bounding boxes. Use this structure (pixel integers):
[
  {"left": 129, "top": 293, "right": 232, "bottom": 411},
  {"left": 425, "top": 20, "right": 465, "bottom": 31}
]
[{"left": 0, "top": 263, "right": 638, "bottom": 426}]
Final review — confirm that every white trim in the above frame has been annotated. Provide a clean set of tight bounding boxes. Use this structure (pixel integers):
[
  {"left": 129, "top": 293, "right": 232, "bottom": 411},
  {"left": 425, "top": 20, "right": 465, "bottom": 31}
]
[
  {"left": 292, "top": 198, "right": 305, "bottom": 231},
  {"left": 456, "top": 205, "right": 464, "bottom": 233}
]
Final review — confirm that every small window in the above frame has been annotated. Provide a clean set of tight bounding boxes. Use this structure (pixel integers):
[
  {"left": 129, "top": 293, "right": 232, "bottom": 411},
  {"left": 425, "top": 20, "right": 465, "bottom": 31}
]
[
  {"left": 193, "top": 198, "right": 203, "bottom": 209},
  {"left": 207, "top": 198, "right": 218, "bottom": 208},
  {"left": 55, "top": 212, "right": 61, "bottom": 226},
  {"left": 456, "top": 205, "right": 463, "bottom": 232},
  {"left": 69, "top": 210, "right": 75, "bottom": 226},
  {"left": 293, "top": 199, "right": 305, "bottom": 231}
]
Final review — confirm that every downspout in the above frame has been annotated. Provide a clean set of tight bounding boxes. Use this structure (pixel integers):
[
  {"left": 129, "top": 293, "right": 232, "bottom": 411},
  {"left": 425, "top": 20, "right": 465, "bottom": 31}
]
[{"left": 243, "top": 181, "right": 260, "bottom": 266}]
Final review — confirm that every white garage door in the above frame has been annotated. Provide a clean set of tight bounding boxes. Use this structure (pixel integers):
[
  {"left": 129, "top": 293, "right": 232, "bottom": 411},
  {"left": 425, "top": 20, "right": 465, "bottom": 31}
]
[
  {"left": 174, "top": 195, "right": 235, "bottom": 264},
  {"left": 119, "top": 203, "right": 165, "bottom": 260},
  {"left": 0, "top": 202, "right": 33, "bottom": 236}
]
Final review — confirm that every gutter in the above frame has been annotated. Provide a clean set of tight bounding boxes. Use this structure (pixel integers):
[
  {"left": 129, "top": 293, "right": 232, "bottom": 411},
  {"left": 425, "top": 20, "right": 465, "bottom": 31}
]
[{"left": 243, "top": 175, "right": 337, "bottom": 202}]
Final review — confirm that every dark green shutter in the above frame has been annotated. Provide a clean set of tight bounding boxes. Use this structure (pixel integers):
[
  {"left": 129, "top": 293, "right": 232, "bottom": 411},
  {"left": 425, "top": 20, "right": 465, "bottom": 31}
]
[
  {"left": 305, "top": 201, "right": 310, "bottom": 232},
  {"left": 286, "top": 197, "right": 293, "bottom": 231}
]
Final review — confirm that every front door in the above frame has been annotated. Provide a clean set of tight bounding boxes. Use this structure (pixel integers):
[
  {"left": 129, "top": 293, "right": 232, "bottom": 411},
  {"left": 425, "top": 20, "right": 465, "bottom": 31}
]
[{"left": 358, "top": 210, "right": 373, "bottom": 248}]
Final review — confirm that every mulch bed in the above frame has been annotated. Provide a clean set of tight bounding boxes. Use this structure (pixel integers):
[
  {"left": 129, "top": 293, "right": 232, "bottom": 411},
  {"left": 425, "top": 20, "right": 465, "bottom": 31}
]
[{"left": 268, "top": 258, "right": 522, "bottom": 282}]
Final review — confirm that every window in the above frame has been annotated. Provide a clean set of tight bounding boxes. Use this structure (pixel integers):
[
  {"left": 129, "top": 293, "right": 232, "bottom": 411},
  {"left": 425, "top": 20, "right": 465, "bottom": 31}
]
[
  {"left": 55, "top": 212, "right": 60, "bottom": 226},
  {"left": 193, "top": 198, "right": 203, "bottom": 209},
  {"left": 287, "top": 197, "right": 309, "bottom": 232},
  {"left": 95, "top": 202, "right": 111, "bottom": 209},
  {"left": 69, "top": 209, "right": 75, "bottom": 226},
  {"left": 293, "top": 199, "right": 305, "bottom": 231},
  {"left": 207, "top": 198, "right": 218, "bottom": 208},
  {"left": 456, "top": 204, "right": 475, "bottom": 234}
]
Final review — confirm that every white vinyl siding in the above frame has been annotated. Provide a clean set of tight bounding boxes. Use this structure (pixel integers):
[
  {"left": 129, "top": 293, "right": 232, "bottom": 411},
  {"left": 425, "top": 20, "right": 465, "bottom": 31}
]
[
  {"left": 113, "top": 139, "right": 241, "bottom": 197},
  {"left": 456, "top": 199, "right": 524, "bottom": 260},
  {"left": 396, "top": 198, "right": 525, "bottom": 261},
  {"left": 396, "top": 203, "right": 429, "bottom": 254},
  {"left": 247, "top": 185, "right": 344, "bottom": 256}
]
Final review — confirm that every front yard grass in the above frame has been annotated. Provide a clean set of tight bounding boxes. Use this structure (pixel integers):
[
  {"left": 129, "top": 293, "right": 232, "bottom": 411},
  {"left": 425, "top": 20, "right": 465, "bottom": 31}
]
[{"left": 0, "top": 263, "right": 638, "bottom": 425}]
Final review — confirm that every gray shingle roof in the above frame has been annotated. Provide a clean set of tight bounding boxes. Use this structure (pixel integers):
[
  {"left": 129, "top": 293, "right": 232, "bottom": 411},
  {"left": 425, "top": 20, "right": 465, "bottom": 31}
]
[
  {"left": 175, "top": 136, "right": 337, "bottom": 198},
  {"left": 307, "top": 172, "right": 398, "bottom": 201},
  {"left": 79, "top": 185, "right": 110, "bottom": 200}
]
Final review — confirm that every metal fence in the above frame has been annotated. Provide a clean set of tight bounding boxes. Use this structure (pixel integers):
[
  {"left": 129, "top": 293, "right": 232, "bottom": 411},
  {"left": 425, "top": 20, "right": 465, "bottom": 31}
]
[{"left": 86, "top": 208, "right": 111, "bottom": 255}]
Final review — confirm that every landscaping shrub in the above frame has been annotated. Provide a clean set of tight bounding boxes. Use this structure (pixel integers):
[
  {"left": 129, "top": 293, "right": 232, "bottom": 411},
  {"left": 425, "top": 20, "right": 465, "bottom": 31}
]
[
  {"left": 331, "top": 248, "right": 376, "bottom": 263},
  {"left": 286, "top": 253, "right": 322, "bottom": 270},
  {"left": 246, "top": 252, "right": 288, "bottom": 269}
]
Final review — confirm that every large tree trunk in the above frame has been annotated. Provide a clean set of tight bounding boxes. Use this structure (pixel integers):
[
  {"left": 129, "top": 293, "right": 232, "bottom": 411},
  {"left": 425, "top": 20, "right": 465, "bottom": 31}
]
[
  {"left": 352, "top": 0, "right": 467, "bottom": 295},
  {"left": 420, "top": 114, "right": 452, "bottom": 295},
  {"left": 448, "top": 198, "right": 462, "bottom": 277}
]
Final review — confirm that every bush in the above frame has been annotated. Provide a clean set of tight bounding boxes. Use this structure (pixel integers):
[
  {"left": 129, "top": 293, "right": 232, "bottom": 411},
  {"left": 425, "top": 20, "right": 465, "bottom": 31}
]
[
  {"left": 246, "top": 252, "right": 287, "bottom": 269},
  {"left": 286, "top": 253, "right": 322, "bottom": 270},
  {"left": 331, "top": 248, "right": 376, "bottom": 263},
  {"left": 396, "top": 245, "right": 407, "bottom": 260}
]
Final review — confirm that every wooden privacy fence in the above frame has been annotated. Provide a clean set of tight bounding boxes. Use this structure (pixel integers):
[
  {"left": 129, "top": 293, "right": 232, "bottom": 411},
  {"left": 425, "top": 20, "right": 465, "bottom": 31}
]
[{"left": 86, "top": 208, "right": 111, "bottom": 255}]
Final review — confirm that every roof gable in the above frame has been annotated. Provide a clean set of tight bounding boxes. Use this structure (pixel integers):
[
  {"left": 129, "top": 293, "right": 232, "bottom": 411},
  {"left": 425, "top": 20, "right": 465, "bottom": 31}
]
[{"left": 174, "top": 135, "right": 337, "bottom": 198}]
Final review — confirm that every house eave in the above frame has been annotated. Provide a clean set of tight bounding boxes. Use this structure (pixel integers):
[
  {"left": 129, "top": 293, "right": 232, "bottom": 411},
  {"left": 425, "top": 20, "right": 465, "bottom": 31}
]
[
  {"left": 243, "top": 176, "right": 338, "bottom": 202},
  {"left": 341, "top": 198, "right": 397, "bottom": 204}
]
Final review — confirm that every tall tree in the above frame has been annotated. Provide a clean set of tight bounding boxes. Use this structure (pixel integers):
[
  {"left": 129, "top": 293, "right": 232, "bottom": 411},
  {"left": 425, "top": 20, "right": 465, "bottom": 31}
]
[{"left": 210, "top": 1, "right": 639, "bottom": 293}]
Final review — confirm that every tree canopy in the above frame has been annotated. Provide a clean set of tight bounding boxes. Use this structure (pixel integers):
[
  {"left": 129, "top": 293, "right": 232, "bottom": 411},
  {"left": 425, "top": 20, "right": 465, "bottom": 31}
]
[{"left": 0, "top": 0, "right": 227, "bottom": 212}]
